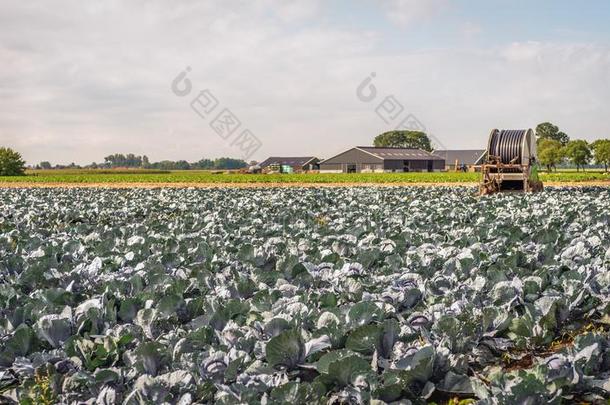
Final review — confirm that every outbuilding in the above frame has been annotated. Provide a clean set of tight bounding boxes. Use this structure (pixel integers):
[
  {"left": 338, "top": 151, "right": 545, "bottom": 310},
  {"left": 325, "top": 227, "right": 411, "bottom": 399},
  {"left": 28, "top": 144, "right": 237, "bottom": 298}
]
[
  {"left": 319, "top": 146, "right": 445, "bottom": 173},
  {"left": 259, "top": 156, "right": 320, "bottom": 173},
  {"left": 433, "top": 150, "right": 486, "bottom": 171}
]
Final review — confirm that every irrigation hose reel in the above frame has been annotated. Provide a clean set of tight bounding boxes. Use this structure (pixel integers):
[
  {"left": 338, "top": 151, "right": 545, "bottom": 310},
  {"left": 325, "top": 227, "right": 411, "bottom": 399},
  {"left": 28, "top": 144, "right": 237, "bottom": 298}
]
[{"left": 479, "top": 128, "right": 544, "bottom": 195}]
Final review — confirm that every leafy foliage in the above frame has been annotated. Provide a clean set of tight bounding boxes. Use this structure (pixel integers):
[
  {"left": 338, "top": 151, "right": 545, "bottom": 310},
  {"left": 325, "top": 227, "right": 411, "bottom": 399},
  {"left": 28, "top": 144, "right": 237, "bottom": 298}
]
[
  {"left": 265, "top": 329, "right": 305, "bottom": 369},
  {"left": 4, "top": 170, "right": 610, "bottom": 185},
  {"left": 565, "top": 140, "right": 592, "bottom": 171},
  {"left": 373, "top": 130, "right": 433, "bottom": 151},
  {"left": 102, "top": 154, "right": 248, "bottom": 170},
  {"left": 0, "top": 147, "right": 26, "bottom": 176},
  {"left": 537, "top": 138, "right": 564, "bottom": 172},
  {"left": 0, "top": 187, "right": 609, "bottom": 403},
  {"left": 536, "top": 122, "right": 570, "bottom": 146},
  {"left": 591, "top": 139, "right": 610, "bottom": 171}
]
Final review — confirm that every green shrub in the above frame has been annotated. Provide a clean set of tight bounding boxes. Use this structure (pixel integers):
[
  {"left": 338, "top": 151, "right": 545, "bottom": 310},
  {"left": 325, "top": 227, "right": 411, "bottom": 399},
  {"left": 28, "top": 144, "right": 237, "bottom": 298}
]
[{"left": 0, "top": 147, "right": 26, "bottom": 176}]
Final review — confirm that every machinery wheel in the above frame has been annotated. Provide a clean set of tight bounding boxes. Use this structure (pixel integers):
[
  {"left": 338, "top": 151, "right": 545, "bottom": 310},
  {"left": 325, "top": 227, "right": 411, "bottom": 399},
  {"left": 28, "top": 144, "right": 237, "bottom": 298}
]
[{"left": 530, "top": 180, "right": 544, "bottom": 192}]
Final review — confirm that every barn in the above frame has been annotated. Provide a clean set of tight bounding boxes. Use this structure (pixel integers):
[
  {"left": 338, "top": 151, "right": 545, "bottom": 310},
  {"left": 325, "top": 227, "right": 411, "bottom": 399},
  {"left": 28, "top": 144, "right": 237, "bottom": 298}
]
[
  {"left": 433, "top": 150, "right": 486, "bottom": 171},
  {"left": 259, "top": 156, "right": 319, "bottom": 173},
  {"left": 319, "top": 146, "right": 445, "bottom": 173}
]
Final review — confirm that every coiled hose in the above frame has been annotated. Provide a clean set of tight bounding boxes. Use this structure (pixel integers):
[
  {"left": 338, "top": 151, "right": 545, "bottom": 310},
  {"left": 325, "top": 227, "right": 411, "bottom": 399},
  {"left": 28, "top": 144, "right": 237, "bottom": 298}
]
[{"left": 488, "top": 129, "right": 527, "bottom": 164}]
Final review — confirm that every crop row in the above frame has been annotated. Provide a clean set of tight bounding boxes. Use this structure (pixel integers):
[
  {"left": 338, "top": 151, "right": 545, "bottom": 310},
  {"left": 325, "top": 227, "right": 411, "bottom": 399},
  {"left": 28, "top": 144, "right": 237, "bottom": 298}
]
[
  {"left": 0, "top": 171, "right": 609, "bottom": 184},
  {"left": 0, "top": 187, "right": 609, "bottom": 404}
]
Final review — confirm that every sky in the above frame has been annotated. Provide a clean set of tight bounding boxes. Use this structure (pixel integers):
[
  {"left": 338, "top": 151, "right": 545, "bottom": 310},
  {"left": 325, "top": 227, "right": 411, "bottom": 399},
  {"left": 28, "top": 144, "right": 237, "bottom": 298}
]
[{"left": 1, "top": 0, "right": 610, "bottom": 165}]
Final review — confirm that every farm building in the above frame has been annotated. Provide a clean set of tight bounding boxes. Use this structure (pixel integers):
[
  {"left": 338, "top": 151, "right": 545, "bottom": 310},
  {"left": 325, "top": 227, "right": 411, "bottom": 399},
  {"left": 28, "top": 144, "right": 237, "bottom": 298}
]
[
  {"left": 433, "top": 150, "right": 486, "bottom": 171},
  {"left": 319, "top": 146, "right": 445, "bottom": 173},
  {"left": 259, "top": 156, "right": 320, "bottom": 173}
]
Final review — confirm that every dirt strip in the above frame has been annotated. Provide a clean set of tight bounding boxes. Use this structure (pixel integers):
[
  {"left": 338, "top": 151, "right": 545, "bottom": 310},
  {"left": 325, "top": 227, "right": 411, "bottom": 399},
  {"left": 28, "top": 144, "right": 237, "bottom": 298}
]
[{"left": 1, "top": 181, "right": 609, "bottom": 189}]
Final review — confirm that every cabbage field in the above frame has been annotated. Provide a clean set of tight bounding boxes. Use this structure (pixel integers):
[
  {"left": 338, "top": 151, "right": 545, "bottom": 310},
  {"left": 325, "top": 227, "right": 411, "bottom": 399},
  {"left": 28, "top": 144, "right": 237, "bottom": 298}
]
[{"left": 1, "top": 186, "right": 610, "bottom": 404}]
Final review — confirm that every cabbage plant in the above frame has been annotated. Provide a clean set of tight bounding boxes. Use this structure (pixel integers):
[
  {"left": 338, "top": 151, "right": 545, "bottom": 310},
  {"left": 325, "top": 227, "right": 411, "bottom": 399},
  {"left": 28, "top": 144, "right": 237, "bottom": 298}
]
[{"left": 0, "top": 186, "right": 609, "bottom": 404}]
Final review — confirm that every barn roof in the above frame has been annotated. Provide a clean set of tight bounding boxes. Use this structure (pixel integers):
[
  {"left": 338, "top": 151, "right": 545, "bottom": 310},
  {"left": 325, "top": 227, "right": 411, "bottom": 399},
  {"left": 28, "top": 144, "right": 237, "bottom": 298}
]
[
  {"left": 356, "top": 147, "right": 445, "bottom": 161},
  {"left": 259, "top": 156, "right": 318, "bottom": 168},
  {"left": 433, "top": 150, "right": 486, "bottom": 165}
]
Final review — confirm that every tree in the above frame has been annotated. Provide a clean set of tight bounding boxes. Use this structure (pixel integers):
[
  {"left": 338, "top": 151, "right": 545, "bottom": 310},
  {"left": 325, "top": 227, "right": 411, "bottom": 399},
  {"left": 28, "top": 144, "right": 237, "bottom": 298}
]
[
  {"left": 213, "top": 157, "right": 248, "bottom": 169},
  {"left": 592, "top": 139, "right": 610, "bottom": 172},
  {"left": 99, "top": 154, "right": 247, "bottom": 170},
  {"left": 0, "top": 147, "right": 26, "bottom": 176},
  {"left": 104, "top": 154, "right": 125, "bottom": 167},
  {"left": 39, "top": 161, "right": 52, "bottom": 170},
  {"left": 564, "top": 140, "right": 592, "bottom": 171},
  {"left": 536, "top": 122, "right": 569, "bottom": 146},
  {"left": 373, "top": 130, "right": 433, "bottom": 151},
  {"left": 175, "top": 160, "right": 191, "bottom": 170},
  {"left": 537, "top": 139, "right": 564, "bottom": 172},
  {"left": 104, "top": 153, "right": 145, "bottom": 168},
  {"left": 192, "top": 158, "right": 215, "bottom": 169},
  {"left": 154, "top": 160, "right": 176, "bottom": 170}
]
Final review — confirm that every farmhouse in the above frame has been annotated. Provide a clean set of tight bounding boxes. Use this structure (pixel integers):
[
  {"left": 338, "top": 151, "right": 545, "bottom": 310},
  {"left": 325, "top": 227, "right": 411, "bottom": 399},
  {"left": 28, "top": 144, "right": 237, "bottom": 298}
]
[
  {"left": 433, "top": 149, "right": 486, "bottom": 171},
  {"left": 259, "top": 156, "right": 319, "bottom": 173},
  {"left": 319, "top": 146, "right": 445, "bottom": 173}
]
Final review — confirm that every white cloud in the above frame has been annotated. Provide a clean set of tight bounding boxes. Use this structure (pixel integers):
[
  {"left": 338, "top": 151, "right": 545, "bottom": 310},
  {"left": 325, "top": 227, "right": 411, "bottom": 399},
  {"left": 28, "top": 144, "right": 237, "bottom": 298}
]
[
  {"left": 377, "top": 0, "right": 449, "bottom": 27},
  {"left": 265, "top": 0, "right": 322, "bottom": 23},
  {"left": 0, "top": 1, "right": 609, "bottom": 165},
  {"left": 460, "top": 21, "right": 482, "bottom": 38},
  {"left": 501, "top": 41, "right": 546, "bottom": 62}
]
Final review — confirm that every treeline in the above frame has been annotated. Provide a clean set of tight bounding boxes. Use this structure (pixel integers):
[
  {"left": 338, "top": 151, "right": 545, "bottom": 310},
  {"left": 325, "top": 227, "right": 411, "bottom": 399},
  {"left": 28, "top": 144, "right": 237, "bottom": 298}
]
[
  {"left": 35, "top": 153, "right": 249, "bottom": 170},
  {"left": 536, "top": 122, "right": 610, "bottom": 172},
  {"left": 373, "top": 130, "right": 432, "bottom": 151}
]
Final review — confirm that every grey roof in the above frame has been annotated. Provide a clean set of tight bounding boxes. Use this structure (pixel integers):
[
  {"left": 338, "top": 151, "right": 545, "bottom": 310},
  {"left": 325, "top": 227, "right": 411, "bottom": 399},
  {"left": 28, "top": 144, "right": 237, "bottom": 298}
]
[
  {"left": 259, "top": 156, "right": 318, "bottom": 168},
  {"left": 357, "top": 147, "right": 445, "bottom": 161},
  {"left": 433, "top": 150, "right": 486, "bottom": 165}
]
